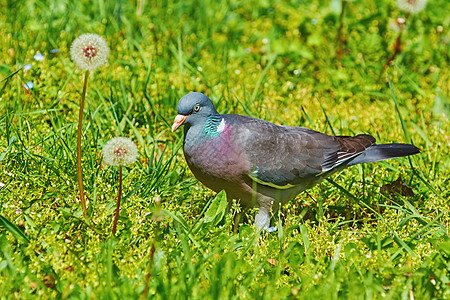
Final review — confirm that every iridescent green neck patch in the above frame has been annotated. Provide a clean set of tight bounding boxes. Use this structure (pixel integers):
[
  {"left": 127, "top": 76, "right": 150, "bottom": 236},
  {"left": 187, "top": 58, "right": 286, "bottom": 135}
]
[{"left": 204, "top": 115, "right": 226, "bottom": 137}]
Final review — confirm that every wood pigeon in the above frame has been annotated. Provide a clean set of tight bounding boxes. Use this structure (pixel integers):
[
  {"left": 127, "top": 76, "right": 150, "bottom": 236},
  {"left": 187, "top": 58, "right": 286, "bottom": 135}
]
[{"left": 172, "top": 92, "right": 420, "bottom": 230}]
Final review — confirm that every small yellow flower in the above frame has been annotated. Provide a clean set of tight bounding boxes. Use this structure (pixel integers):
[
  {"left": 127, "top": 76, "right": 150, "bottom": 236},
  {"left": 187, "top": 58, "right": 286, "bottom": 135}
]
[
  {"left": 70, "top": 33, "right": 109, "bottom": 70},
  {"left": 396, "top": 0, "right": 427, "bottom": 14},
  {"left": 103, "top": 137, "right": 138, "bottom": 167}
]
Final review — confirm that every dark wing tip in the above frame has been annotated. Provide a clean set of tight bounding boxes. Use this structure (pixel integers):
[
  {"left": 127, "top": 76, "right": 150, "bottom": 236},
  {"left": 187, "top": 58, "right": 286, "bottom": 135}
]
[{"left": 345, "top": 143, "right": 421, "bottom": 166}]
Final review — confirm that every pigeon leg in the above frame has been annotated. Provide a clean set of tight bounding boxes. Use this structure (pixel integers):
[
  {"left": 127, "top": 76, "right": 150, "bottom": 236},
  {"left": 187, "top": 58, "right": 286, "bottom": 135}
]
[{"left": 255, "top": 207, "right": 271, "bottom": 231}]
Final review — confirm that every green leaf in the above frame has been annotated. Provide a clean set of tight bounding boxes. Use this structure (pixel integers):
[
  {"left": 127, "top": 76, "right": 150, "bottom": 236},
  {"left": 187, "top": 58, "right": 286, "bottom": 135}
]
[
  {"left": 0, "top": 215, "right": 29, "bottom": 245},
  {"left": 278, "top": 214, "right": 284, "bottom": 250},
  {"left": 437, "top": 240, "right": 450, "bottom": 257},
  {"left": 300, "top": 224, "right": 310, "bottom": 253},
  {"left": 204, "top": 190, "right": 227, "bottom": 225},
  {"left": 286, "top": 241, "right": 305, "bottom": 266},
  {"left": 0, "top": 136, "right": 16, "bottom": 162},
  {"left": 393, "top": 232, "right": 416, "bottom": 258}
]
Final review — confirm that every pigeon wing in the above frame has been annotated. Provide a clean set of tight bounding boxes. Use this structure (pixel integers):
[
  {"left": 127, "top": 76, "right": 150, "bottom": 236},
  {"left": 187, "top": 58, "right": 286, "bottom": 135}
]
[{"left": 226, "top": 115, "right": 341, "bottom": 188}]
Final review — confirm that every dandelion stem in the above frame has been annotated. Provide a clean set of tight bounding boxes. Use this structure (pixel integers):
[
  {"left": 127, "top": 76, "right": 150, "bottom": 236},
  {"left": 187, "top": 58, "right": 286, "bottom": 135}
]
[
  {"left": 384, "top": 32, "right": 403, "bottom": 69},
  {"left": 384, "top": 13, "right": 410, "bottom": 69},
  {"left": 112, "top": 165, "right": 123, "bottom": 234},
  {"left": 77, "top": 70, "right": 89, "bottom": 218}
]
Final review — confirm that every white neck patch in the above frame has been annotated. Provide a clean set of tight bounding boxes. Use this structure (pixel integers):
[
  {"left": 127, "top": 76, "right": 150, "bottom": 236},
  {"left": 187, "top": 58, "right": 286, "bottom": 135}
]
[{"left": 216, "top": 118, "right": 226, "bottom": 133}]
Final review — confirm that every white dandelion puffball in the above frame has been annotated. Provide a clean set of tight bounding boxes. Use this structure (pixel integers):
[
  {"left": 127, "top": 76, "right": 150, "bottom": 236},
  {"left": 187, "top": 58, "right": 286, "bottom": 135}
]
[
  {"left": 70, "top": 33, "right": 109, "bottom": 71},
  {"left": 396, "top": 0, "right": 427, "bottom": 14},
  {"left": 103, "top": 137, "right": 138, "bottom": 167}
]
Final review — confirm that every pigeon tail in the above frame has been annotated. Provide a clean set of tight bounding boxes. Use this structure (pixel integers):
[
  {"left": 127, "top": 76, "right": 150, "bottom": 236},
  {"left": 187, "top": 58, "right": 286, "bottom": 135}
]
[{"left": 345, "top": 143, "right": 420, "bottom": 166}]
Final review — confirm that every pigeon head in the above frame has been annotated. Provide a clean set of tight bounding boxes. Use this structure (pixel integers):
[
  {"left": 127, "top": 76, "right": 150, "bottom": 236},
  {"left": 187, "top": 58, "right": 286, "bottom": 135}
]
[{"left": 172, "top": 92, "right": 218, "bottom": 132}]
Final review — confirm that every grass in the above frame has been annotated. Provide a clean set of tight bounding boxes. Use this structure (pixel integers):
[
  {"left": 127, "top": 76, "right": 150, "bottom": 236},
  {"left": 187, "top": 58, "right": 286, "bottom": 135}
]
[{"left": 0, "top": 0, "right": 449, "bottom": 298}]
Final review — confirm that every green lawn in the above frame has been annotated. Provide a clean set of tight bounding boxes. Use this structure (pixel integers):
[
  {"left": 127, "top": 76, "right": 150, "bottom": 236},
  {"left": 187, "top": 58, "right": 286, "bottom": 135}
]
[{"left": 0, "top": 0, "right": 449, "bottom": 298}]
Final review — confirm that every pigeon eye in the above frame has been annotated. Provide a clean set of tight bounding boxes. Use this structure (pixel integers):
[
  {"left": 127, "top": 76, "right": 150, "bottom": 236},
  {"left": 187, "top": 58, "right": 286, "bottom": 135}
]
[{"left": 193, "top": 104, "right": 200, "bottom": 112}]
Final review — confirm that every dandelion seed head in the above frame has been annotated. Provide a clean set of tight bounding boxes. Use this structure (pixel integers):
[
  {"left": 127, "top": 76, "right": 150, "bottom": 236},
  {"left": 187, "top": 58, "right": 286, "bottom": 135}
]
[
  {"left": 70, "top": 33, "right": 109, "bottom": 71},
  {"left": 103, "top": 137, "right": 138, "bottom": 167},
  {"left": 396, "top": 0, "right": 427, "bottom": 14}
]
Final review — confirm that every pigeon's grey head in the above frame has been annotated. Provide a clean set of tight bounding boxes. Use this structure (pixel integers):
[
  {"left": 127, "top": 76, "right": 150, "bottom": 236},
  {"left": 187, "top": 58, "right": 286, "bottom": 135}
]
[{"left": 172, "top": 92, "right": 218, "bottom": 132}]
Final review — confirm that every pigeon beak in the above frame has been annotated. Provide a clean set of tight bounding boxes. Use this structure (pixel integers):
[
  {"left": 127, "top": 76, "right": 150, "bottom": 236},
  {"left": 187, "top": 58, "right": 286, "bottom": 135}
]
[{"left": 172, "top": 114, "right": 188, "bottom": 132}]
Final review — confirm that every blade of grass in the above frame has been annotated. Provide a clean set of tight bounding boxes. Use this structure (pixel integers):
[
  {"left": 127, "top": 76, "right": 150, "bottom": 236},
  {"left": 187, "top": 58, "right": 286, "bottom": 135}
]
[
  {"left": 251, "top": 53, "right": 277, "bottom": 102},
  {"left": 387, "top": 72, "right": 410, "bottom": 143}
]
